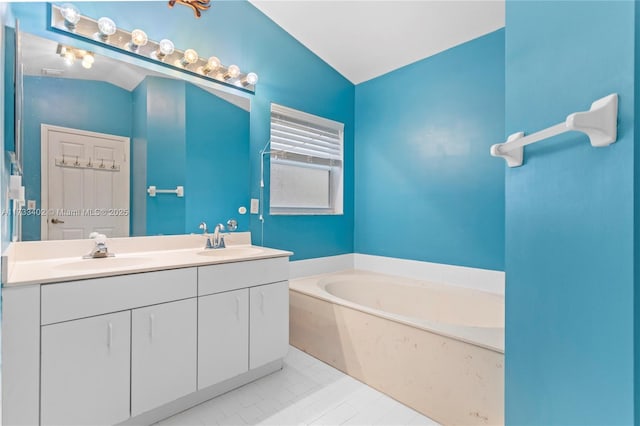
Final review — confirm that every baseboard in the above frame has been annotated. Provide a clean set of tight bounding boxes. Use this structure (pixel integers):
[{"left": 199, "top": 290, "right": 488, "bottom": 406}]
[
  {"left": 289, "top": 254, "right": 354, "bottom": 279},
  {"left": 354, "top": 254, "right": 504, "bottom": 295}
]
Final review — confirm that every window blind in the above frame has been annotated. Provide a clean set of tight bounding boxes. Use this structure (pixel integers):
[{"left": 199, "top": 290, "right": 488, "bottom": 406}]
[{"left": 270, "top": 104, "right": 343, "bottom": 166}]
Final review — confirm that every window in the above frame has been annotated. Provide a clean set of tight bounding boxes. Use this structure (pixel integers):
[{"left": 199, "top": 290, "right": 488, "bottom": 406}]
[{"left": 269, "top": 104, "right": 344, "bottom": 215}]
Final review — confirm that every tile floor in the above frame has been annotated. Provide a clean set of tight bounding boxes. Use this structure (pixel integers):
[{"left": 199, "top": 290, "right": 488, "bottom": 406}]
[{"left": 156, "top": 346, "right": 439, "bottom": 426}]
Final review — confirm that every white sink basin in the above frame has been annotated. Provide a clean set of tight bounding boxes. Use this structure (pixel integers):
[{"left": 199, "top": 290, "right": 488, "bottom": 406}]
[
  {"left": 54, "top": 256, "right": 152, "bottom": 271},
  {"left": 197, "top": 247, "right": 264, "bottom": 257}
]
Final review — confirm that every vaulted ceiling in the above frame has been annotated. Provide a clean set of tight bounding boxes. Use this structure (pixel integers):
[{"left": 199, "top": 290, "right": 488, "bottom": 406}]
[{"left": 249, "top": 1, "right": 505, "bottom": 84}]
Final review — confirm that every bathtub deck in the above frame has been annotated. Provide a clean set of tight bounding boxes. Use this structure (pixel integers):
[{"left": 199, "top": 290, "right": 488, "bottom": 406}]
[
  {"left": 155, "top": 346, "right": 437, "bottom": 426},
  {"left": 289, "top": 285, "right": 504, "bottom": 425},
  {"left": 290, "top": 270, "right": 504, "bottom": 353}
]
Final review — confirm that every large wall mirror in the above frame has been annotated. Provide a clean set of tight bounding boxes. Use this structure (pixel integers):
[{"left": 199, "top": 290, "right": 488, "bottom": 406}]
[{"left": 10, "top": 29, "right": 251, "bottom": 241}]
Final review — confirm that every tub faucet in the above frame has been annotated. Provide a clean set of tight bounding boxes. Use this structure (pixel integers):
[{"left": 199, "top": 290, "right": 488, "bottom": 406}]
[
  {"left": 84, "top": 232, "right": 111, "bottom": 259},
  {"left": 199, "top": 222, "right": 214, "bottom": 249},
  {"left": 212, "top": 223, "right": 226, "bottom": 249}
]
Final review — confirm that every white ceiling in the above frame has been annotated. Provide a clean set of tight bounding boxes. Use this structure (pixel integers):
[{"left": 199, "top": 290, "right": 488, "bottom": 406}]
[{"left": 249, "top": 1, "right": 505, "bottom": 84}]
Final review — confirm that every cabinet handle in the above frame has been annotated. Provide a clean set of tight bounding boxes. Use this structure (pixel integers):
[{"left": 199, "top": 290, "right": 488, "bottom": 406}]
[
  {"left": 107, "top": 322, "right": 113, "bottom": 349},
  {"left": 235, "top": 296, "right": 241, "bottom": 320},
  {"left": 149, "top": 314, "right": 155, "bottom": 340},
  {"left": 260, "top": 291, "right": 265, "bottom": 314}
]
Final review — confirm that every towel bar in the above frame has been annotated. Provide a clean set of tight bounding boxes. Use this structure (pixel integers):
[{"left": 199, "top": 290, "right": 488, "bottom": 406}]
[{"left": 491, "top": 93, "right": 618, "bottom": 167}]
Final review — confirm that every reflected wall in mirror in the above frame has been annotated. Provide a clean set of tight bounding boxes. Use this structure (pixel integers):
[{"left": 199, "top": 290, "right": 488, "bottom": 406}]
[{"left": 12, "top": 30, "right": 251, "bottom": 241}]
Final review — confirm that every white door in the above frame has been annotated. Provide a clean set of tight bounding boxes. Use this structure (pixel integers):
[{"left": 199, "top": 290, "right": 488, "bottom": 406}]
[
  {"left": 131, "top": 298, "right": 197, "bottom": 416},
  {"left": 40, "top": 311, "right": 131, "bottom": 426},
  {"left": 249, "top": 281, "right": 289, "bottom": 369},
  {"left": 198, "top": 289, "right": 249, "bottom": 389},
  {"left": 41, "top": 124, "right": 130, "bottom": 240}
]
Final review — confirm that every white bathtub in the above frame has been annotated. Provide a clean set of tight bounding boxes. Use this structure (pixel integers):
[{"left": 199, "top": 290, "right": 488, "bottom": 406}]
[
  {"left": 293, "top": 270, "right": 504, "bottom": 352},
  {"left": 289, "top": 270, "right": 504, "bottom": 425}
]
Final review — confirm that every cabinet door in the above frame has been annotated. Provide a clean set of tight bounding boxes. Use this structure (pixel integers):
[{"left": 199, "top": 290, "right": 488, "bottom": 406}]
[
  {"left": 41, "top": 311, "right": 131, "bottom": 426},
  {"left": 198, "top": 289, "right": 249, "bottom": 389},
  {"left": 249, "top": 281, "right": 289, "bottom": 369},
  {"left": 131, "top": 298, "right": 197, "bottom": 416}
]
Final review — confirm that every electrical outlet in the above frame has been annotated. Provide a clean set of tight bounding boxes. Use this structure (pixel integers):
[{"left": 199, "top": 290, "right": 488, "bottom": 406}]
[{"left": 250, "top": 198, "right": 259, "bottom": 214}]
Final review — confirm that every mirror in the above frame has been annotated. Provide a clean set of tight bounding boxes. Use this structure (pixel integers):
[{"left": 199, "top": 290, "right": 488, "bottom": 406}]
[{"left": 11, "top": 30, "right": 251, "bottom": 241}]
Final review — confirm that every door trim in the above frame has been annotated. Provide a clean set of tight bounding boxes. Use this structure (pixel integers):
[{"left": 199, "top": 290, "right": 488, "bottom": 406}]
[{"left": 40, "top": 124, "right": 130, "bottom": 240}]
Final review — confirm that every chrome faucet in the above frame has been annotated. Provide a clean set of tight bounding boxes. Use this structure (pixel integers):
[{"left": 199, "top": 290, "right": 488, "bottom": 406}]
[
  {"left": 199, "top": 222, "right": 214, "bottom": 249},
  {"left": 212, "top": 223, "right": 226, "bottom": 249},
  {"left": 84, "top": 233, "right": 111, "bottom": 259}
]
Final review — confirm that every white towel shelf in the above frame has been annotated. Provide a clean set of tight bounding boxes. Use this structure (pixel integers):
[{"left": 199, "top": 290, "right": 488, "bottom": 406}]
[
  {"left": 147, "top": 186, "right": 184, "bottom": 197},
  {"left": 490, "top": 93, "right": 618, "bottom": 167}
]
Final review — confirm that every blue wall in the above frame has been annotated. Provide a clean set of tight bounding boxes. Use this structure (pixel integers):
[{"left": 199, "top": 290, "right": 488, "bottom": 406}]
[
  {"left": 185, "top": 83, "right": 250, "bottom": 234},
  {"left": 354, "top": 30, "right": 505, "bottom": 271},
  {"left": 21, "top": 76, "right": 132, "bottom": 240},
  {"left": 635, "top": 1, "right": 640, "bottom": 422},
  {"left": 505, "top": 2, "right": 635, "bottom": 424},
  {"left": 144, "top": 76, "right": 186, "bottom": 236},
  {"left": 131, "top": 76, "right": 250, "bottom": 236},
  {"left": 131, "top": 79, "right": 147, "bottom": 236},
  {"left": 234, "top": 4, "right": 355, "bottom": 259},
  {"left": 9, "top": 1, "right": 355, "bottom": 260}
]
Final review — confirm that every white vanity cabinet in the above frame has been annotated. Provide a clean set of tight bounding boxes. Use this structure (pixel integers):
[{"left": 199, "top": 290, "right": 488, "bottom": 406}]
[
  {"left": 40, "top": 311, "right": 131, "bottom": 426},
  {"left": 198, "top": 289, "right": 249, "bottom": 389},
  {"left": 197, "top": 257, "right": 289, "bottom": 379},
  {"left": 249, "top": 281, "right": 290, "bottom": 369},
  {"left": 131, "top": 298, "right": 197, "bottom": 416},
  {"left": 2, "top": 253, "right": 290, "bottom": 426},
  {"left": 39, "top": 268, "right": 198, "bottom": 425}
]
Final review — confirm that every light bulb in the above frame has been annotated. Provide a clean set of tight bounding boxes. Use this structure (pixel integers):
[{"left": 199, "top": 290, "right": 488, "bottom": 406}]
[
  {"left": 60, "top": 3, "right": 81, "bottom": 30},
  {"left": 159, "top": 39, "right": 175, "bottom": 55},
  {"left": 177, "top": 48, "right": 198, "bottom": 68},
  {"left": 151, "top": 39, "right": 174, "bottom": 61},
  {"left": 225, "top": 64, "right": 241, "bottom": 79},
  {"left": 81, "top": 56, "right": 93, "bottom": 69},
  {"left": 184, "top": 49, "right": 198, "bottom": 64},
  {"left": 96, "top": 17, "right": 116, "bottom": 41},
  {"left": 245, "top": 72, "right": 258, "bottom": 85},
  {"left": 132, "top": 29, "right": 148, "bottom": 46},
  {"left": 128, "top": 29, "right": 148, "bottom": 52},
  {"left": 199, "top": 56, "right": 220, "bottom": 74},
  {"left": 63, "top": 51, "right": 75, "bottom": 66}
]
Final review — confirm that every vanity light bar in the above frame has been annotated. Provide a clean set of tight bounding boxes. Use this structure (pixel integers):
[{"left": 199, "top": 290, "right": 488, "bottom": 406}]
[{"left": 49, "top": 3, "right": 257, "bottom": 93}]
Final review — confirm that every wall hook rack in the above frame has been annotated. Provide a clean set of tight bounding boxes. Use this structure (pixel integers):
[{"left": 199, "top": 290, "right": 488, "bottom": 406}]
[
  {"left": 147, "top": 185, "right": 184, "bottom": 197},
  {"left": 490, "top": 93, "right": 618, "bottom": 167},
  {"left": 55, "top": 156, "right": 121, "bottom": 172}
]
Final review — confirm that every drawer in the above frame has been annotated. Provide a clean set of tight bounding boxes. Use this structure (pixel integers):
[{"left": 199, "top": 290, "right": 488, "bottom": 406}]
[
  {"left": 41, "top": 268, "right": 197, "bottom": 325},
  {"left": 198, "top": 257, "right": 289, "bottom": 296}
]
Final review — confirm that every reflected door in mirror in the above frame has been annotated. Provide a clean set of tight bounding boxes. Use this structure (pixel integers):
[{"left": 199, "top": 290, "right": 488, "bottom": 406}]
[{"left": 42, "top": 125, "right": 130, "bottom": 240}]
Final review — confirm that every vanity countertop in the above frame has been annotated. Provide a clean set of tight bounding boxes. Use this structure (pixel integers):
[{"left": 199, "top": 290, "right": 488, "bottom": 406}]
[{"left": 3, "top": 233, "right": 293, "bottom": 287}]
